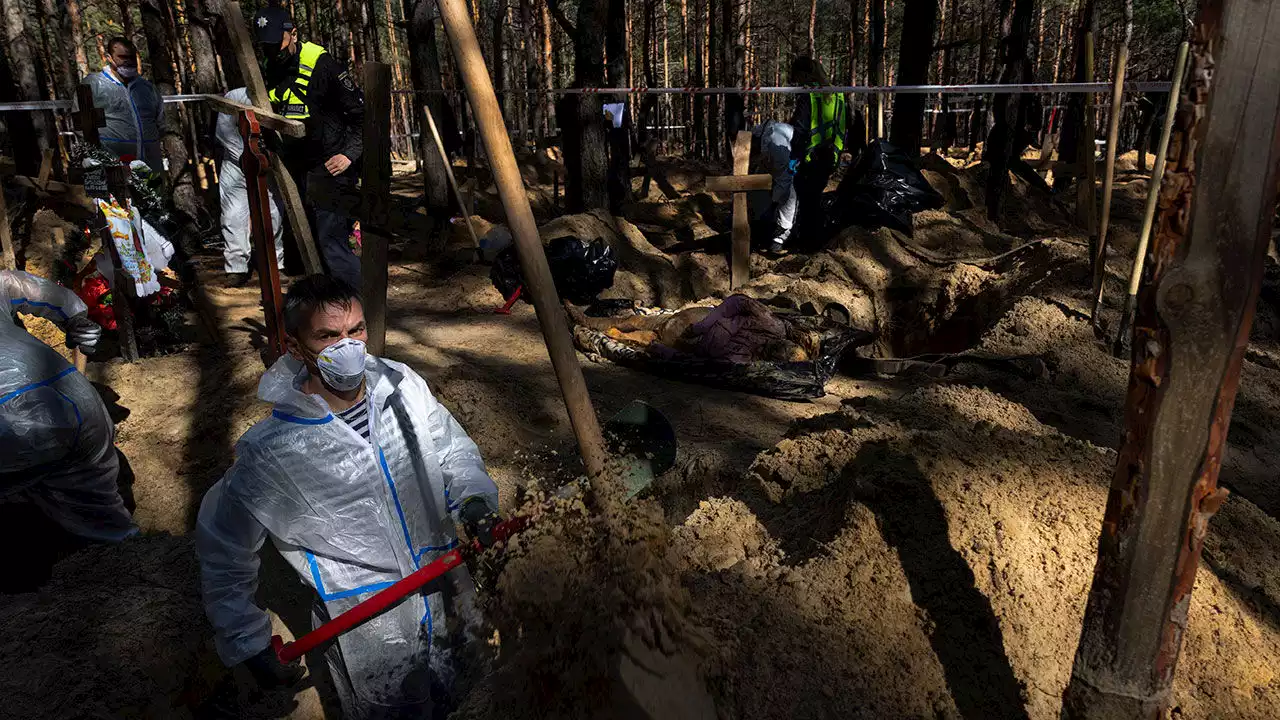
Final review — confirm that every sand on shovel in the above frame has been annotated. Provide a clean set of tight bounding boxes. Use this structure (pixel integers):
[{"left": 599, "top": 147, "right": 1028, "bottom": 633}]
[{"left": 453, "top": 471, "right": 717, "bottom": 720}]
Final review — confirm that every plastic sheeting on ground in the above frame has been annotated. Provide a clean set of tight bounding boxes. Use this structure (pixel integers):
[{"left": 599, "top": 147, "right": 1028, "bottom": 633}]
[
  {"left": 491, "top": 235, "right": 619, "bottom": 305},
  {"left": 830, "top": 139, "right": 945, "bottom": 236},
  {"left": 571, "top": 300, "right": 875, "bottom": 401}
]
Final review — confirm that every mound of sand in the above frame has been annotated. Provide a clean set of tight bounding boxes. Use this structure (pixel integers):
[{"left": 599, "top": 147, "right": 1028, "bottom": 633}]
[{"left": 684, "top": 384, "right": 1280, "bottom": 719}]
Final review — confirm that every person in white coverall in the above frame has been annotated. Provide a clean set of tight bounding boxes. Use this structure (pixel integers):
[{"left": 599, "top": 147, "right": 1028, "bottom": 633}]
[
  {"left": 196, "top": 274, "right": 500, "bottom": 719},
  {"left": 749, "top": 120, "right": 799, "bottom": 254},
  {"left": 217, "top": 87, "right": 285, "bottom": 286},
  {"left": 0, "top": 270, "right": 137, "bottom": 543}
]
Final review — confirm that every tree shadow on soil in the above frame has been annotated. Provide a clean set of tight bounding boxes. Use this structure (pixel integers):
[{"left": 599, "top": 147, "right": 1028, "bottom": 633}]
[{"left": 850, "top": 441, "right": 1031, "bottom": 720}]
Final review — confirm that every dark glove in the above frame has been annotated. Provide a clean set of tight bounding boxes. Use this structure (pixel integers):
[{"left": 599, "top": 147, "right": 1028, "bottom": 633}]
[
  {"left": 63, "top": 313, "right": 102, "bottom": 354},
  {"left": 242, "top": 645, "right": 304, "bottom": 689},
  {"left": 459, "top": 497, "right": 499, "bottom": 548}
]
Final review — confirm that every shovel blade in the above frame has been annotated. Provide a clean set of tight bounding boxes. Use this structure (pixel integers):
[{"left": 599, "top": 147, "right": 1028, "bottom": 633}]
[{"left": 603, "top": 401, "right": 677, "bottom": 499}]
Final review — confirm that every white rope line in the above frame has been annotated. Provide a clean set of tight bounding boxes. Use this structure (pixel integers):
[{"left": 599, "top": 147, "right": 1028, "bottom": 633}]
[{"left": 0, "top": 81, "right": 1172, "bottom": 112}]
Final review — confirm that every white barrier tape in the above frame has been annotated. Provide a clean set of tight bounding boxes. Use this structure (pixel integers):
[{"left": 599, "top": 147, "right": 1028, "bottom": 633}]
[
  {"left": 0, "top": 94, "right": 217, "bottom": 111},
  {"left": 394, "top": 81, "right": 1173, "bottom": 96},
  {"left": 0, "top": 81, "right": 1172, "bottom": 112}
]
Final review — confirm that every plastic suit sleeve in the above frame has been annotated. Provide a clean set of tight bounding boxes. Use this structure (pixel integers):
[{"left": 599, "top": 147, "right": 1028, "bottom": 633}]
[
  {"left": 1, "top": 270, "right": 89, "bottom": 325},
  {"left": 196, "top": 473, "right": 274, "bottom": 667},
  {"left": 409, "top": 371, "right": 499, "bottom": 514}
]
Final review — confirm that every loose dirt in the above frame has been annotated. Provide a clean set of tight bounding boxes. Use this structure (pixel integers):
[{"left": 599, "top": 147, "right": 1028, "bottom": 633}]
[{"left": 3, "top": 149, "right": 1279, "bottom": 719}]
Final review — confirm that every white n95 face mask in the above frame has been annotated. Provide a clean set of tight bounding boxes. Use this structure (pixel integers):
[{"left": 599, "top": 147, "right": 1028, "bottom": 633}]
[{"left": 315, "top": 337, "right": 367, "bottom": 391}]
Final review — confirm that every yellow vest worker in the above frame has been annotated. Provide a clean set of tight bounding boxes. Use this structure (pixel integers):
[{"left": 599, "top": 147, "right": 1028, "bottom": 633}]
[{"left": 253, "top": 5, "right": 365, "bottom": 290}]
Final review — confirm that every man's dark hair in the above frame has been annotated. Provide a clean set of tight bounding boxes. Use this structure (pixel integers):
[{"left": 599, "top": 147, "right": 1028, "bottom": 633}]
[
  {"left": 789, "top": 56, "right": 827, "bottom": 86},
  {"left": 283, "top": 274, "right": 362, "bottom": 337},
  {"left": 106, "top": 37, "right": 137, "bottom": 56}
]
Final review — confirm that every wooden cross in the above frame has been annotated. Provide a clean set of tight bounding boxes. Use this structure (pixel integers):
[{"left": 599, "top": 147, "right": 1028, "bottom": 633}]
[
  {"left": 705, "top": 130, "right": 773, "bottom": 289},
  {"left": 239, "top": 110, "right": 288, "bottom": 365},
  {"left": 74, "top": 84, "right": 105, "bottom": 148}
]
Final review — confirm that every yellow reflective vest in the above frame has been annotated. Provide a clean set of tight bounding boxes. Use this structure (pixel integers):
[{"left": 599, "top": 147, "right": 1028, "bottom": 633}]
[
  {"left": 806, "top": 93, "right": 848, "bottom": 164},
  {"left": 269, "top": 42, "right": 327, "bottom": 120}
]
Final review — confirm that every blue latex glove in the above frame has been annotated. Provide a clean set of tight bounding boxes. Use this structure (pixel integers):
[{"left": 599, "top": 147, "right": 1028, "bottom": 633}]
[{"left": 787, "top": 159, "right": 800, "bottom": 174}]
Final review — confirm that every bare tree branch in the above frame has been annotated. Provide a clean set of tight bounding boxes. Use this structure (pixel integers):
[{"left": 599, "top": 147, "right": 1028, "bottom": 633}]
[{"left": 547, "top": 0, "right": 577, "bottom": 39}]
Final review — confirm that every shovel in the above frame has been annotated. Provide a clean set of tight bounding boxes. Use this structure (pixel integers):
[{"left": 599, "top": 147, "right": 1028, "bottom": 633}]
[{"left": 270, "top": 401, "right": 677, "bottom": 664}]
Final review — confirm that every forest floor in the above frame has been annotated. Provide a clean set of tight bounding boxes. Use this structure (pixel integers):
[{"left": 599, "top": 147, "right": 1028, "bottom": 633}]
[{"left": 3, "top": 148, "right": 1280, "bottom": 719}]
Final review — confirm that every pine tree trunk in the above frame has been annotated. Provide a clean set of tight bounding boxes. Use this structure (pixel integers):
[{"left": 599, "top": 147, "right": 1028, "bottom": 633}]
[
  {"left": 541, "top": 0, "right": 552, "bottom": 136},
  {"left": 404, "top": 0, "right": 455, "bottom": 236},
  {"left": 868, "top": 0, "right": 884, "bottom": 136},
  {"left": 1054, "top": 0, "right": 1094, "bottom": 192},
  {"left": 692, "top": 0, "right": 705, "bottom": 157},
  {"left": 680, "top": 0, "right": 689, "bottom": 149},
  {"left": 722, "top": 0, "right": 744, "bottom": 160},
  {"left": 560, "top": 0, "right": 610, "bottom": 210},
  {"left": 968, "top": 2, "right": 991, "bottom": 152},
  {"left": 492, "top": 0, "right": 506, "bottom": 113},
  {"left": 140, "top": 0, "right": 201, "bottom": 242},
  {"left": 807, "top": 0, "right": 817, "bottom": 55},
  {"left": 606, "top": 0, "right": 631, "bottom": 210},
  {"left": 984, "top": 0, "right": 1038, "bottom": 219},
  {"left": 119, "top": 0, "right": 136, "bottom": 41},
  {"left": 888, "top": 0, "right": 935, "bottom": 155},
  {"left": 1, "top": 0, "right": 55, "bottom": 174},
  {"left": 706, "top": 0, "right": 720, "bottom": 157},
  {"left": 64, "top": 0, "right": 91, "bottom": 78}
]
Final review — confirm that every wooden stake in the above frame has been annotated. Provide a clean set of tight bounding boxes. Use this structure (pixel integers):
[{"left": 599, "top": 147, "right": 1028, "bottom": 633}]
[
  {"left": 436, "top": 0, "right": 608, "bottom": 480},
  {"left": 1111, "top": 42, "right": 1189, "bottom": 355},
  {"left": 240, "top": 111, "right": 288, "bottom": 365},
  {"left": 423, "top": 104, "right": 481, "bottom": 250},
  {"left": 1089, "top": 40, "right": 1129, "bottom": 327},
  {"left": 1063, "top": 5, "right": 1280, "bottom": 713},
  {"left": 360, "top": 62, "right": 393, "bottom": 357},
  {"left": 220, "top": 1, "right": 323, "bottom": 277},
  {"left": 730, "top": 130, "right": 751, "bottom": 289}
]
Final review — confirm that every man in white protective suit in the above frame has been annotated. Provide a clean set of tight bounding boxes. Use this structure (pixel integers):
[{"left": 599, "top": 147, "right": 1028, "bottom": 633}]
[
  {"left": 0, "top": 270, "right": 137, "bottom": 545},
  {"left": 749, "top": 120, "right": 799, "bottom": 256},
  {"left": 196, "top": 274, "right": 500, "bottom": 719},
  {"left": 216, "top": 86, "right": 285, "bottom": 287}
]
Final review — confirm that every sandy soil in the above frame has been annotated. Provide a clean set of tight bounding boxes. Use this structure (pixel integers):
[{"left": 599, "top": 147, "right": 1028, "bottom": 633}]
[{"left": 2, "top": 149, "right": 1279, "bottom": 719}]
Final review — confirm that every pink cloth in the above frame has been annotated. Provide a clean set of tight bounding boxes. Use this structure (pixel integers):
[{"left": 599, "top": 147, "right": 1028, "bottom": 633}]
[{"left": 682, "top": 294, "right": 788, "bottom": 363}]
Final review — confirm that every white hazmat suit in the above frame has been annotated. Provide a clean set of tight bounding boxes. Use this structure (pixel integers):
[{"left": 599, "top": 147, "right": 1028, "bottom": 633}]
[
  {"left": 749, "top": 120, "right": 798, "bottom": 245},
  {"left": 0, "top": 271, "right": 137, "bottom": 542},
  {"left": 196, "top": 353, "right": 498, "bottom": 718},
  {"left": 217, "top": 87, "right": 285, "bottom": 275}
]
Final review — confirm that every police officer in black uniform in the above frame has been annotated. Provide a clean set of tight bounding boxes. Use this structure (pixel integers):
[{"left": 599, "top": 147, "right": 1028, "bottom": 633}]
[{"left": 254, "top": 4, "right": 364, "bottom": 290}]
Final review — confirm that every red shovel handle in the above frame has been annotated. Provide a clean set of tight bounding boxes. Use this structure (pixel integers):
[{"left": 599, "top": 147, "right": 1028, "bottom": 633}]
[{"left": 271, "top": 516, "right": 529, "bottom": 664}]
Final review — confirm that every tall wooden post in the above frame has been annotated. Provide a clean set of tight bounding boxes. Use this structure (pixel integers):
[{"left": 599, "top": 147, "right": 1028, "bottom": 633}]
[
  {"left": 240, "top": 111, "right": 288, "bottom": 365},
  {"left": 361, "top": 62, "right": 393, "bottom": 356},
  {"left": 730, "top": 130, "right": 752, "bottom": 288},
  {"left": 1062, "top": 2, "right": 1280, "bottom": 716},
  {"left": 0, "top": 182, "right": 14, "bottom": 270},
  {"left": 220, "top": 0, "right": 324, "bottom": 277},
  {"left": 436, "top": 0, "right": 608, "bottom": 481},
  {"left": 1089, "top": 39, "right": 1129, "bottom": 327}
]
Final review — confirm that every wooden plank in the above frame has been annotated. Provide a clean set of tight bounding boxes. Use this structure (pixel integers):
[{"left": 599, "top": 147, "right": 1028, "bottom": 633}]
[
  {"left": 706, "top": 173, "right": 772, "bottom": 193},
  {"left": 202, "top": 94, "right": 305, "bottom": 138},
  {"left": 360, "top": 62, "right": 393, "bottom": 356},
  {"left": 240, "top": 110, "right": 288, "bottom": 364},
  {"left": 729, "top": 130, "right": 752, "bottom": 290},
  {"left": 437, "top": 0, "right": 609, "bottom": 481},
  {"left": 1062, "top": 2, "right": 1280, "bottom": 715},
  {"left": 220, "top": 0, "right": 321, "bottom": 276},
  {"left": 0, "top": 179, "right": 14, "bottom": 270}
]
